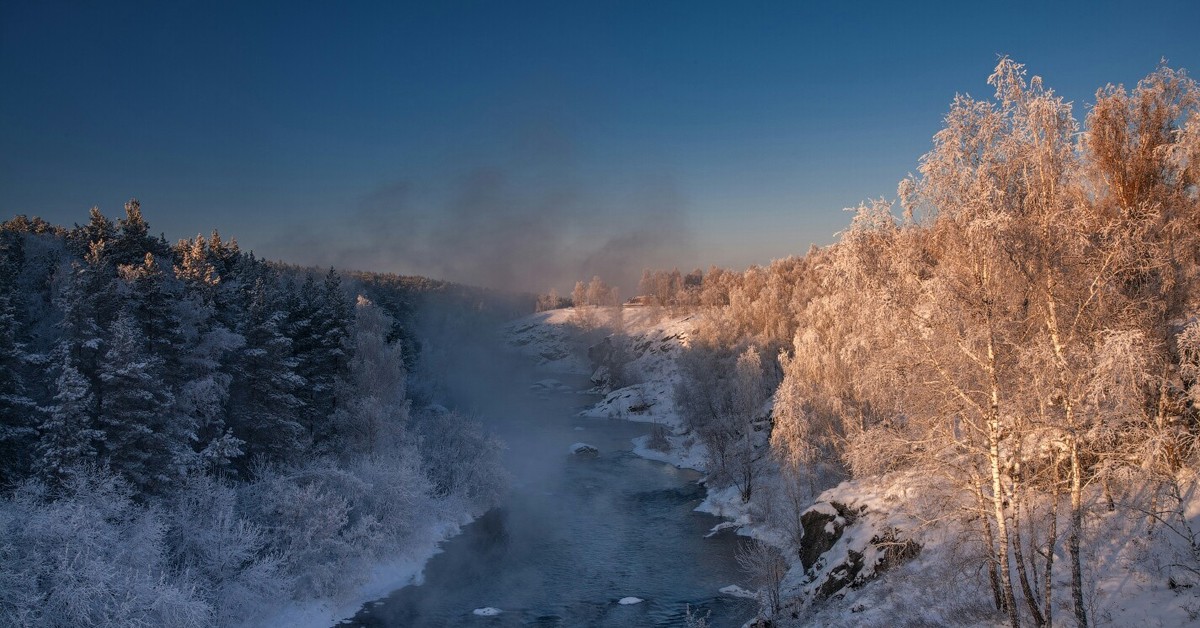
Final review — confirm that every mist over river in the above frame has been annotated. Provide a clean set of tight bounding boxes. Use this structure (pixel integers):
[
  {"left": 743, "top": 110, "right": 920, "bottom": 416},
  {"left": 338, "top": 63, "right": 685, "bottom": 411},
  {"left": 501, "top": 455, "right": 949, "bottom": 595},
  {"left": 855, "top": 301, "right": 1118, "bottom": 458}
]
[{"left": 339, "top": 336, "right": 755, "bottom": 627}]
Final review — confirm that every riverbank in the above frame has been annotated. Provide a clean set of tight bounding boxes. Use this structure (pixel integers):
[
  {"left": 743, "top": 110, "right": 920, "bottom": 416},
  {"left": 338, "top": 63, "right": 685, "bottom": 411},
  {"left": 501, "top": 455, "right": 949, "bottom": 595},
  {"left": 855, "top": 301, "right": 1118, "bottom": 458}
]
[{"left": 266, "top": 514, "right": 474, "bottom": 628}]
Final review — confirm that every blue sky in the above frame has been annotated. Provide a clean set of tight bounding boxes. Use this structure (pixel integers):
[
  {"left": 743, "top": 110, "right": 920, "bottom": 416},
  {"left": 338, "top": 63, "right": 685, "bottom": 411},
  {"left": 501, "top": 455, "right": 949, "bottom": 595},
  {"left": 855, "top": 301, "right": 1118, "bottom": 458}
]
[{"left": 2, "top": 1, "right": 1198, "bottom": 291}]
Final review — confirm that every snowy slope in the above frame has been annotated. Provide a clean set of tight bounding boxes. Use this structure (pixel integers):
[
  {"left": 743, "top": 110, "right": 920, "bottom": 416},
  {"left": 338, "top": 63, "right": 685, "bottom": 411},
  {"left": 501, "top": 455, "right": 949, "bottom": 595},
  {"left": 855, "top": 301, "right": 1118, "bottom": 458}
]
[
  {"left": 502, "top": 309, "right": 593, "bottom": 374},
  {"left": 579, "top": 307, "right": 694, "bottom": 426}
]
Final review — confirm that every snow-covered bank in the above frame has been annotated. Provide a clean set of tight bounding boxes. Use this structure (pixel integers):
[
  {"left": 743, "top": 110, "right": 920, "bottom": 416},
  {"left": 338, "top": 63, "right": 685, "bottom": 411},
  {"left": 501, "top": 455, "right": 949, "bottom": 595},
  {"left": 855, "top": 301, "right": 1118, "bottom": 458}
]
[
  {"left": 502, "top": 309, "right": 594, "bottom": 375},
  {"left": 565, "top": 306, "right": 1200, "bottom": 626},
  {"left": 268, "top": 514, "right": 473, "bottom": 628}
]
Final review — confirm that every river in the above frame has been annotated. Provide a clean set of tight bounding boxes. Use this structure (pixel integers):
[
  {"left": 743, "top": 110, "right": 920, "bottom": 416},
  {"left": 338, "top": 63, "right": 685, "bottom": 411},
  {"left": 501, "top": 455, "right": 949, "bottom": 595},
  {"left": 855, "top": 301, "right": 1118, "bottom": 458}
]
[{"left": 338, "top": 337, "right": 755, "bottom": 627}]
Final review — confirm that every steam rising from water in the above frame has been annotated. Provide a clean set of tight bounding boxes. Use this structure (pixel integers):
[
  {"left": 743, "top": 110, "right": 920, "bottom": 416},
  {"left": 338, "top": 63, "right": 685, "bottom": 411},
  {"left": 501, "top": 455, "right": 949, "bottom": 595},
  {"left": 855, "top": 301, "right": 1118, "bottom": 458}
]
[{"left": 272, "top": 140, "right": 693, "bottom": 295}]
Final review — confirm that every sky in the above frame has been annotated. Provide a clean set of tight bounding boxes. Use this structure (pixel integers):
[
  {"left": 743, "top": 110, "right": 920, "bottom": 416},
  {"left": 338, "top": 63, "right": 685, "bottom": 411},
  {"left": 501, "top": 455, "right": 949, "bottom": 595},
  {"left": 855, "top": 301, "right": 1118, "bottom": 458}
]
[{"left": 2, "top": 0, "right": 1199, "bottom": 293}]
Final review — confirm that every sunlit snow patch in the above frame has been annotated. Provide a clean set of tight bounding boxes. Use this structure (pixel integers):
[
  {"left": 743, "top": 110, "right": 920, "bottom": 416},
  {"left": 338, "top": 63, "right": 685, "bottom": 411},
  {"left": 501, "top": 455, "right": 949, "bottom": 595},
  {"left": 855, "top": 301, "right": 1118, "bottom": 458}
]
[
  {"left": 618, "top": 597, "right": 644, "bottom": 605},
  {"left": 473, "top": 607, "right": 503, "bottom": 616}
]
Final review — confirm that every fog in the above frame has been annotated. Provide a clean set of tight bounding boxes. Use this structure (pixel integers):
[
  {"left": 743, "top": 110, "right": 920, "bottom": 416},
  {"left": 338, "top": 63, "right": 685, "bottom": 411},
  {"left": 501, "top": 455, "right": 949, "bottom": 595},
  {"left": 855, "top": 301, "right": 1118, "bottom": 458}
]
[{"left": 271, "top": 141, "right": 695, "bottom": 297}]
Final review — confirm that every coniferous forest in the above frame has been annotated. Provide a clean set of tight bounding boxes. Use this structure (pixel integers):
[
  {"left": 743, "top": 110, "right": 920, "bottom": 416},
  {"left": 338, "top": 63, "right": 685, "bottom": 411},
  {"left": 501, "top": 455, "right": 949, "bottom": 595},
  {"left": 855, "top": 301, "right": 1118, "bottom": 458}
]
[{"left": 0, "top": 202, "right": 507, "bottom": 626}]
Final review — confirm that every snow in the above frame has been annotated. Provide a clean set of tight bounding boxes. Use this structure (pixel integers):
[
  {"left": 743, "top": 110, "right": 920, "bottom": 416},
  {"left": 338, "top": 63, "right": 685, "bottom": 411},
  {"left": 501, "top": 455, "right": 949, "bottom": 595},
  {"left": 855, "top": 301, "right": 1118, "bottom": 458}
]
[
  {"left": 719, "top": 585, "right": 758, "bottom": 599},
  {"left": 502, "top": 310, "right": 593, "bottom": 374},
  {"left": 265, "top": 515, "right": 472, "bottom": 628},
  {"left": 705, "top": 521, "right": 742, "bottom": 537},
  {"left": 618, "top": 596, "right": 644, "bottom": 605},
  {"left": 632, "top": 432, "right": 708, "bottom": 470},
  {"left": 472, "top": 607, "right": 503, "bottom": 616}
]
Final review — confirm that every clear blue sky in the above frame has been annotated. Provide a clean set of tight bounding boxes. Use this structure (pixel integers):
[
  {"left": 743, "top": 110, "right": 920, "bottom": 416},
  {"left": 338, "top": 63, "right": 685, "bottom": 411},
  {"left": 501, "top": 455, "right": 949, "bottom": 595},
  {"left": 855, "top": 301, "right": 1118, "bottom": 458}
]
[{"left": 2, "top": 1, "right": 1198, "bottom": 290}]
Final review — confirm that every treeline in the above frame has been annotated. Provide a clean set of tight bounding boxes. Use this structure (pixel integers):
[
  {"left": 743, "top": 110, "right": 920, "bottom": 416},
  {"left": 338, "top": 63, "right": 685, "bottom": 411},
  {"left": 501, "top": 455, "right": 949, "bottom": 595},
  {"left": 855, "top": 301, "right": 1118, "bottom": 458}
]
[
  {"left": 664, "top": 60, "right": 1200, "bottom": 626},
  {"left": 0, "top": 203, "right": 506, "bottom": 626}
]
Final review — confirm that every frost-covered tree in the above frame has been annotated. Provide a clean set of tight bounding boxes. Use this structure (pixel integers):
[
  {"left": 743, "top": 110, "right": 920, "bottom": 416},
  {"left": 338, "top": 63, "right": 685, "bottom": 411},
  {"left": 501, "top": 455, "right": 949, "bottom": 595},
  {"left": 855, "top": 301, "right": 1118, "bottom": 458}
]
[
  {"left": 163, "top": 474, "right": 284, "bottom": 626},
  {"left": 0, "top": 279, "right": 36, "bottom": 485},
  {"left": 737, "top": 538, "right": 787, "bottom": 616},
  {"left": 36, "top": 354, "right": 102, "bottom": 484},
  {"left": 731, "top": 347, "right": 767, "bottom": 502},
  {"left": 331, "top": 296, "right": 409, "bottom": 456},
  {"left": 413, "top": 408, "right": 506, "bottom": 511},
  {"left": 0, "top": 469, "right": 210, "bottom": 627},
  {"left": 226, "top": 278, "right": 306, "bottom": 466},
  {"left": 97, "top": 309, "right": 184, "bottom": 493}
]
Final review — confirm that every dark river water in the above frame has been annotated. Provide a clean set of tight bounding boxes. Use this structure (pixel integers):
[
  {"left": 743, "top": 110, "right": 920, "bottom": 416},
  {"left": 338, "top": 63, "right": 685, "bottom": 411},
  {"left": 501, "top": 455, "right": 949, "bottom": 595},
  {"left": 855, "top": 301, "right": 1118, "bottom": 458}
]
[{"left": 339, "top": 340, "right": 755, "bottom": 627}]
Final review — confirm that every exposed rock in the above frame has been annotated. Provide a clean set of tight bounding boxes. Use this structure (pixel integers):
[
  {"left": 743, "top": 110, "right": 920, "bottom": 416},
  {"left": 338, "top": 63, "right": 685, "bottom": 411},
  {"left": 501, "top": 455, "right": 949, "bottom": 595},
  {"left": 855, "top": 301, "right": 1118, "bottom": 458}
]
[
  {"left": 798, "top": 501, "right": 858, "bottom": 571},
  {"left": 795, "top": 501, "right": 920, "bottom": 606},
  {"left": 590, "top": 365, "right": 610, "bottom": 386}
]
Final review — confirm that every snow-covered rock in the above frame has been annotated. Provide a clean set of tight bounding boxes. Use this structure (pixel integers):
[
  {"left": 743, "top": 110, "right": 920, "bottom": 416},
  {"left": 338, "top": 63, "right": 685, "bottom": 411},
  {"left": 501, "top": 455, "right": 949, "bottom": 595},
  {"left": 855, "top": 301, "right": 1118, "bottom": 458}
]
[
  {"left": 530, "top": 378, "right": 566, "bottom": 391},
  {"left": 719, "top": 585, "right": 757, "bottom": 599},
  {"left": 787, "top": 484, "right": 921, "bottom": 611},
  {"left": 472, "top": 607, "right": 502, "bottom": 616},
  {"left": 569, "top": 442, "right": 599, "bottom": 456}
]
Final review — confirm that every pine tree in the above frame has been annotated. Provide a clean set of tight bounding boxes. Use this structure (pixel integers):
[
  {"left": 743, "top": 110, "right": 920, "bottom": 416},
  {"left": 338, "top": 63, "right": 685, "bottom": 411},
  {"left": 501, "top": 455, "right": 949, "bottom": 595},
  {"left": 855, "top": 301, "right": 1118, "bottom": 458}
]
[
  {"left": 57, "top": 242, "right": 119, "bottom": 420},
  {"left": 281, "top": 270, "right": 352, "bottom": 449},
  {"left": 69, "top": 206, "right": 115, "bottom": 258},
  {"left": 174, "top": 235, "right": 220, "bottom": 305}
]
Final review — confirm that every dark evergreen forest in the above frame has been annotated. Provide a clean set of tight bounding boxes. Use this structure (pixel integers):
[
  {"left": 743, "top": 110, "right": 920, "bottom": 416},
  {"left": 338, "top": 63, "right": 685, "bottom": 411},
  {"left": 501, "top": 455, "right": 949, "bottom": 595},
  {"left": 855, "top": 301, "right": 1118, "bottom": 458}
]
[{"left": 0, "top": 203, "right": 508, "bottom": 626}]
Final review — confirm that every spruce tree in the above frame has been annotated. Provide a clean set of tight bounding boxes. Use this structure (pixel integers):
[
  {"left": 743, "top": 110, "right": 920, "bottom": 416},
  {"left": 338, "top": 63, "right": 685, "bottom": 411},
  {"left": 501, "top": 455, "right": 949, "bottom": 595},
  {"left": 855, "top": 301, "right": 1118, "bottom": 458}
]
[
  {"left": 97, "top": 309, "right": 182, "bottom": 493},
  {"left": 0, "top": 288, "right": 37, "bottom": 486},
  {"left": 121, "top": 253, "right": 185, "bottom": 377},
  {"left": 227, "top": 278, "right": 306, "bottom": 465},
  {"left": 36, "top": 351, "right": 103, "bottom": 483},
  {"left": 112, "top": 198, "right": 164, "bottom": 267}
]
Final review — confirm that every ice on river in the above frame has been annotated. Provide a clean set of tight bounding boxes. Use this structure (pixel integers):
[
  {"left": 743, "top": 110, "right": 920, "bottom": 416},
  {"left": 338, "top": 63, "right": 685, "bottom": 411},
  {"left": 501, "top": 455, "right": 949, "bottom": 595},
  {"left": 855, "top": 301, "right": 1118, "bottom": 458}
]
[
  {"left": 618, "top": 597, "right": 644, "bottom": 605},
  {"left": 472, "top": 607, "right": 503, "bottom": 616}
]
